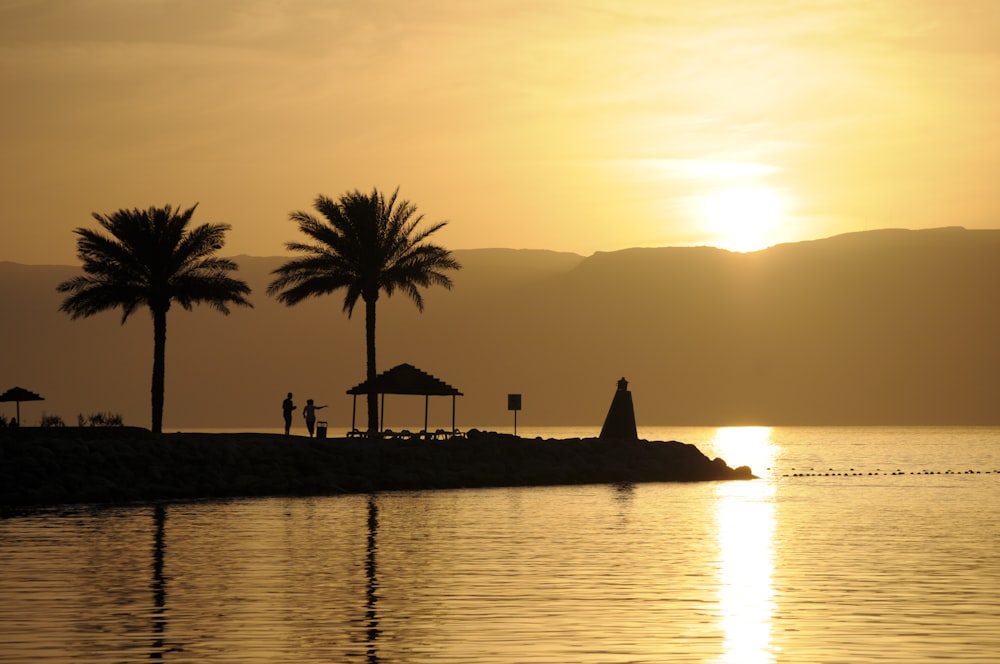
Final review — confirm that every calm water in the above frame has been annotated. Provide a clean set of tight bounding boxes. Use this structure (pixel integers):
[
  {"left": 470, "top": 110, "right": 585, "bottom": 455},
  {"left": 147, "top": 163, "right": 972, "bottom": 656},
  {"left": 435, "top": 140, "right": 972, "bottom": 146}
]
[{"left": 1, "top": 426, "right": 999, "bottom": 663}]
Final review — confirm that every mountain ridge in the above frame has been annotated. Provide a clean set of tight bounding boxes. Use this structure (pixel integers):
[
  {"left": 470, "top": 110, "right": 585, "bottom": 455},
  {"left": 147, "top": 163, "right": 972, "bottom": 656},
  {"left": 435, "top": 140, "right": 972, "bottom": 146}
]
[{"left": 2, "top": 227, "right": 998, "bottom": 428}]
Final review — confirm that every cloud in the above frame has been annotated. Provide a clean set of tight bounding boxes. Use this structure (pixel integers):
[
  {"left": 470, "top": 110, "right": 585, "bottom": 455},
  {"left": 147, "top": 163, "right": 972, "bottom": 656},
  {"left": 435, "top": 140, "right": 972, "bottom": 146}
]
[
  {"left": 600, "top": 159, "right": 782, "bottom": 180},
  {"left": 1, "top": 0, "right": 999, "bottom": 263}
]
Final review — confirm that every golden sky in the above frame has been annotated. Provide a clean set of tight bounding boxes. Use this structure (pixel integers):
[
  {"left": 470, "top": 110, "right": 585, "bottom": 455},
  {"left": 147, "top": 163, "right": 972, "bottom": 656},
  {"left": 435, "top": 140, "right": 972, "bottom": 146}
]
[{"left": 1, "top": 0, "right": 998, "bottom": 264}]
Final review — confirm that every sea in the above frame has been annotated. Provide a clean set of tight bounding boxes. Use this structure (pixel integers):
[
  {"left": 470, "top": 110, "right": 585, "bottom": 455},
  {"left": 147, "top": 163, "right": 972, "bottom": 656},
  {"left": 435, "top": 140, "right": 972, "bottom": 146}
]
[{"left": 1, "top": 425, "right": 998, "bottom": 663}]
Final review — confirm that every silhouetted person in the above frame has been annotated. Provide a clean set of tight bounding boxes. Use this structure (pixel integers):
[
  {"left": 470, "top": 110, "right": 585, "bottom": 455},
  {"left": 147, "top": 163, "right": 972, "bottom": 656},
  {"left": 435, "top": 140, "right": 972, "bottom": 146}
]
[
  {"left": 282, "top": 392, "right": 296, "bottom": 435},
  {"left": 7, "top": 417, "right": 17, "bottom": 430},
  {"left": 302, "top": 399, "right": 327, "bottom": 437}
]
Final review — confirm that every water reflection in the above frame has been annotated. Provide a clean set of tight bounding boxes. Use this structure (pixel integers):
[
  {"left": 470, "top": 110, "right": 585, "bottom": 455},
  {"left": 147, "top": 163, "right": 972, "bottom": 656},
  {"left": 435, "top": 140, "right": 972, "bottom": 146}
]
[
  {"left": 4, "top": 440, "right": 999, "bottom": 663},
  {"left": 366, "top": 496, "right": 380, "bottom": 664},
  {"left": 713, "top": 427, "right": 777, "bottom": 664},
  {"left": 150, "top": 504, "right": 167, "bottom": 659},
  {"left": 707, "top": 426, "right": 777, "bottom": 476}
]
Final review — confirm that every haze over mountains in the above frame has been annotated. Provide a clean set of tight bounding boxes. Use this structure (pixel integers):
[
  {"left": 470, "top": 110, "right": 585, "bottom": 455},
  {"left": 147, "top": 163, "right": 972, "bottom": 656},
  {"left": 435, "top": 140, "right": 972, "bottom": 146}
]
[{"left": 2, "top": 227, "right": 999, "bottom": 430}]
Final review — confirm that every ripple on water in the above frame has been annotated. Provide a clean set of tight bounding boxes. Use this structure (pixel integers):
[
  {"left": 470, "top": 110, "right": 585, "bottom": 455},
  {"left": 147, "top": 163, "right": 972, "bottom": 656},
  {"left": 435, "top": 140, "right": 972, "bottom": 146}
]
[{"left": 1, "top": 430, "right": 1000, "bottom": 663}]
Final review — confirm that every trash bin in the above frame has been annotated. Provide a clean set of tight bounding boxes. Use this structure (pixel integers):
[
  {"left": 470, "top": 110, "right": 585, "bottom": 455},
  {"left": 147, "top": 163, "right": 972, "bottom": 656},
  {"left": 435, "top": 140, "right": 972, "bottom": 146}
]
[{"left": 316, "top": 421, "right": 327, "bottom": 439}]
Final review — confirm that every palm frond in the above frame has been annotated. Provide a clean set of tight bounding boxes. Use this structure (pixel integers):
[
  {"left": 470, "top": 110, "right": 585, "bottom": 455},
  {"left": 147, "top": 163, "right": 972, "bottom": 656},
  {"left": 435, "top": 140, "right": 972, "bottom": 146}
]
[
  {"left": 270, "top": 186, "right": 461, "bottom": 315},
  {"left": 58, "top": 204, "right": 252, "bottom": 319}
]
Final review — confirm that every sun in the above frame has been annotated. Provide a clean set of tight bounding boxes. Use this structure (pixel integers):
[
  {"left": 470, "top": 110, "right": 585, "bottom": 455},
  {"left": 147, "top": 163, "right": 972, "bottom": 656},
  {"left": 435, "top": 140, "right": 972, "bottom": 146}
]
[{"left": 701, "top": 186, "right": 785, "bottom": 252}]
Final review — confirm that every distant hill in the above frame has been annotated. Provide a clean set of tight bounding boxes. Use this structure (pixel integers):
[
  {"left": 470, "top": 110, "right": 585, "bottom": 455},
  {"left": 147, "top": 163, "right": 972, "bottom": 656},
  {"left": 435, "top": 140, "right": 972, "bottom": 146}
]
[{"left": 2, "top": 227, "right": 999, "bottom": 429}]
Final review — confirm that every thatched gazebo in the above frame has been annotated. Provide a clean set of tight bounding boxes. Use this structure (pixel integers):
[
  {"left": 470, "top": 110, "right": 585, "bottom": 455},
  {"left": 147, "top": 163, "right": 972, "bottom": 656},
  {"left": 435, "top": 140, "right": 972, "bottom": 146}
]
[
  {"left": 347, "top": 363, "right": 463, "bottom": 436},
  {"left": 0, "top": 386, "right": 45, "bottom": 426}
]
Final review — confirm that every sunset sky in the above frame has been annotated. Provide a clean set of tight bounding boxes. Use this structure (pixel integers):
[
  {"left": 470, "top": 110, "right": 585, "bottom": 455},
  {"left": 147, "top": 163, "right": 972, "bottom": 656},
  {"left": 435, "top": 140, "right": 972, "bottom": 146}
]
[{"left": 1, "top": 0, "right": 997, "bottom": 264}]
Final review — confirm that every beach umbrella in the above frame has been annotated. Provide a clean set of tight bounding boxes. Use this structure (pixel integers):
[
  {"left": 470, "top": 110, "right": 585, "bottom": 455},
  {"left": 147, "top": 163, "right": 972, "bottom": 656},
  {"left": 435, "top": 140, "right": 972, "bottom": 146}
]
[{"left": 0, "top": 386, "right": 45, "bottom": 425}]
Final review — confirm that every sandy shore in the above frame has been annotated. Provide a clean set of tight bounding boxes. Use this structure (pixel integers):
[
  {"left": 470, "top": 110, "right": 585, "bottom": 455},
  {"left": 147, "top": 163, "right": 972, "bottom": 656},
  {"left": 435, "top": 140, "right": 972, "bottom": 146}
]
[{"left": 0, "top": 427, "right": 754, "bottom": 509}]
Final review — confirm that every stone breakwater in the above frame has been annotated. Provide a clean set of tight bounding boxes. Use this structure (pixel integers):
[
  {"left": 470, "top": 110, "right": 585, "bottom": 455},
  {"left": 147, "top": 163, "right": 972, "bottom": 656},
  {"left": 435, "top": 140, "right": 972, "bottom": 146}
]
[{"left": 1, "top": 427, "right": 754, "bottom": 508}]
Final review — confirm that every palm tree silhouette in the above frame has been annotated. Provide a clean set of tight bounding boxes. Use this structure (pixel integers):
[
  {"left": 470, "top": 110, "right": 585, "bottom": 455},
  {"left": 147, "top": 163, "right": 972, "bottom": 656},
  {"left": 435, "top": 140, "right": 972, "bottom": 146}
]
[
  {"left": 57, "top": 204, "right": 252, "bottom": 433},
  {"left": 267, "top": 187, "right": 460, "bottom": 435}
]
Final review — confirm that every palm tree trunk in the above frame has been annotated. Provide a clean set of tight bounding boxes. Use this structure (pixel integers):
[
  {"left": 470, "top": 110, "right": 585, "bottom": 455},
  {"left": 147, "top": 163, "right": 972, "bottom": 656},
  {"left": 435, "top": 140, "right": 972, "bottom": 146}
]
[
  {"left": 365, "top": 297, "right": 378, "bottom": 436},
  {"left": 151, "top": 307, "right": 167, "bottom": 434}
]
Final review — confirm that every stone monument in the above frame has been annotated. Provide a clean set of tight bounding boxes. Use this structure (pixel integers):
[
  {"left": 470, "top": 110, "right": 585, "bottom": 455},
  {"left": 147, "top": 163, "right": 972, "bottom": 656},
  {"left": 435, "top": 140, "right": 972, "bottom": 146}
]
[{"left": 599, "top": 377, "right": 638, "bottom": 440}]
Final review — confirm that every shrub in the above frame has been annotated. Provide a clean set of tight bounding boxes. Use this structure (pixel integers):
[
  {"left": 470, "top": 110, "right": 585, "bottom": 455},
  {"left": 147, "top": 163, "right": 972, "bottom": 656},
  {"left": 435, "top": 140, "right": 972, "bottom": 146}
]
[
  {"left": 40, "top": 413, "right": 66, "bottom": 427},
  {"left": 78, "top": 411, "right": 125, "bottom": 427}
]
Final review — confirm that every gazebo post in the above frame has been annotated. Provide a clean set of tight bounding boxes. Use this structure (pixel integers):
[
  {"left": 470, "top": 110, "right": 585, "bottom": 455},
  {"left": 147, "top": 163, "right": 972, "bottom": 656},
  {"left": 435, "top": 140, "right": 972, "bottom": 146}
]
[
  {"left": 380, "top": 393, "right": 385, "bottom": 432},
  {"left": 451, "top": 395, "right": 456, "bottom": 434},
  {"left": 351, "top": 395, "right": 357, "bottom": 432}
]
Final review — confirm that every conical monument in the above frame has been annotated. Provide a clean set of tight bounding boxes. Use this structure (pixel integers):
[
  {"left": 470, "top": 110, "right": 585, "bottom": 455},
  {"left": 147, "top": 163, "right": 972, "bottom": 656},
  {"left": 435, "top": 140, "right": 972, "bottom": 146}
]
[{"left": 599, "top": 377, "right": 638, "bottom": 440}]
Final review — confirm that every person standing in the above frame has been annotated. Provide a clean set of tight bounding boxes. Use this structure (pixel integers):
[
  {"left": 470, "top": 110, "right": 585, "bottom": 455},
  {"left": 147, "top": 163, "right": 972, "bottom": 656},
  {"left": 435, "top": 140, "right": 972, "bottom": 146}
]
[
  {"left": 282, "top": 392, "right": 296, "bottom": 435},
  {"left": 302, "top": 399, "right": 327, "bottom": 438}
]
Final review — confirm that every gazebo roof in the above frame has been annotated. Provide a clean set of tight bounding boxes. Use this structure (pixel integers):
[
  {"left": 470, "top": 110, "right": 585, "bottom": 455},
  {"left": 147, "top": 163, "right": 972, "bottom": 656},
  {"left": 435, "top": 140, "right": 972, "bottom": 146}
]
[
  {"left": 346, "top": 363, "right": 463, "bottom": 396},
  {"left": 0, "top": 386, "right": 44, "bottom": 403}
]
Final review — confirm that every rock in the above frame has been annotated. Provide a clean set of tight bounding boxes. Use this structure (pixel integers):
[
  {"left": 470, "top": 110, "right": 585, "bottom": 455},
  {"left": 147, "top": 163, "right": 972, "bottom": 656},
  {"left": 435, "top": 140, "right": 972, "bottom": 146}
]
[{"left": 1, "top": 428, "right": 754, "bottom": 508}]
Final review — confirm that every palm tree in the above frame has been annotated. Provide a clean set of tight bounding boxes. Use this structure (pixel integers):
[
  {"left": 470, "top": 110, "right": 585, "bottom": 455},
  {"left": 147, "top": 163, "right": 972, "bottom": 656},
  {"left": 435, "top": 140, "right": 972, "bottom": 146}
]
[
  {"left": 267, "top": 187, "right": 460, "bottom": 436},
  {"left": 57, "top": 204, "right": 252, "bottom": 434}
]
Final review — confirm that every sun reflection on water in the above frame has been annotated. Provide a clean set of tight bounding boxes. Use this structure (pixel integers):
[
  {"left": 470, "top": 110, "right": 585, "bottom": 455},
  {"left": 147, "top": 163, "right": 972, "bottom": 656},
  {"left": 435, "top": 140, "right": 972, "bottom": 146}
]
[
  {"left": 713, "top": 427, "right": 777, "bottom": 664},
  {"left": 705, "top": 425, "right": 778, "bottom": 477}
]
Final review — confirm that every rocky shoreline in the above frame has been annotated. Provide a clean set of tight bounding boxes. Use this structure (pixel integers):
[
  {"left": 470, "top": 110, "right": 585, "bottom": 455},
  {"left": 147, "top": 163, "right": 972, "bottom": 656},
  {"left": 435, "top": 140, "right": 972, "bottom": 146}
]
[{"left": 0, "top": 427, "right": 754, "bottom": 509}]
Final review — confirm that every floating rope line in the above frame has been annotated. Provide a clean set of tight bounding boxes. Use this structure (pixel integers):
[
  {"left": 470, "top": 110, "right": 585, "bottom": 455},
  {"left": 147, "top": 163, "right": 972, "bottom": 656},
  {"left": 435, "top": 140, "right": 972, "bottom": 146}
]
[{"left": 779, "top": 468, "right": 1000, "bottom": 477}]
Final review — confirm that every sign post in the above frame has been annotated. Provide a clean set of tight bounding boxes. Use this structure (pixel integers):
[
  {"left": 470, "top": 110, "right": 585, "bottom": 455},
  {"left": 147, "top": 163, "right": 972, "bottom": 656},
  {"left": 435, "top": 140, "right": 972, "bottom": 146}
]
[{"left": 507, "top": 393, "right": 522, "bottom": 436}]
